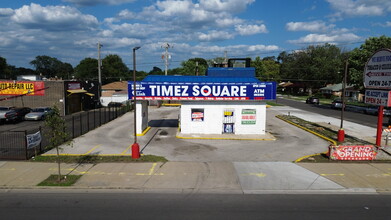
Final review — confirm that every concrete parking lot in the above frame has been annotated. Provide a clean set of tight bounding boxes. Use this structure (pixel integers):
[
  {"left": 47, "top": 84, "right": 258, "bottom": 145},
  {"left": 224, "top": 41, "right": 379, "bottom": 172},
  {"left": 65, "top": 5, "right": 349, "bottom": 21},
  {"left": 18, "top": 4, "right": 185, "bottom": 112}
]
[{"left": 46, "top": 106, "right": 330, "bottom": 162}]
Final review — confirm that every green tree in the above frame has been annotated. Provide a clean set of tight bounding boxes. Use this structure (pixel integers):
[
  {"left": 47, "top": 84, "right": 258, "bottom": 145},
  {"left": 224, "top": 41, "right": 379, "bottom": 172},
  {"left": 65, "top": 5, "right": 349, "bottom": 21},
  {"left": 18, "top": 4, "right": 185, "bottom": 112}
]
[
  {"left": 149, "top": 66, "right": 164, "bottom": 75},
  {"left": 348, "top": 35, "right": 391, "bottom": 87},
  {"left": 278, "top": 44, "right": 343, "bottom": 93},
  {"left": 261, "top": 59, "right": 280, "bottom": 81},
  {"left": 7, "top": 66, "right": 36, "bottom": 80},
  {"left": 74, "top": 58, "right": 98, "bottom": 80},
  {"left": 0, "top": 57, "right": 7, "bottom": 79},
  {"left": 251, "top": 56, "right": 264, "bottom": 79},
  {"left": 55, "top": 62, "right": 74, "bottom": 80},
  {"left": 180, "top": 58, "right": 208, "bottom": 76},
  {"left": 44, "top": 105, "right": 71, "bottom": 182},
  {"left": 102, "top": 54, "right": 129, "bottom": 83},
  {"left": 30, "top": 55, "right": 59, "bottom": 78}
]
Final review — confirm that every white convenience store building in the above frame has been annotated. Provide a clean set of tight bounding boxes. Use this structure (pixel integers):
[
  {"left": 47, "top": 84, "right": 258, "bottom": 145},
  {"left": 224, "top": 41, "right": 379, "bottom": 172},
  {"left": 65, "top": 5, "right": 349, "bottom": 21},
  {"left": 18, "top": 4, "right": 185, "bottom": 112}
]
[{"left": 129, "top": 66, "right": 276, "bottom": 136}]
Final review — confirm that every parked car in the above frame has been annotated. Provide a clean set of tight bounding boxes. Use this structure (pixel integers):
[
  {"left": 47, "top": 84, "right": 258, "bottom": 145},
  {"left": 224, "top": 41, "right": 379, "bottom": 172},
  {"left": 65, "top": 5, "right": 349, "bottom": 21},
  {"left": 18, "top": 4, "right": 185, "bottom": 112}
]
[
  {"left": 108, "top": 102, "right": 124, "bottom": 107},
  {"left": 0, "top": 106, "right": 17, "bottom": 123},
  {"left": 331, "top": 99, "right": 344, "bottom": 109},
  {"left": 364, "top": 107, "right": 391, "bottom": 116},
  {"left": 24, "top": 107, "right": 53, "bottom": 121},
  {"left": 13, "top": 107, "right": 32, "bottom": 121},
  {"left": 305, "top": 96, "right": 319, "bottom": 105}
]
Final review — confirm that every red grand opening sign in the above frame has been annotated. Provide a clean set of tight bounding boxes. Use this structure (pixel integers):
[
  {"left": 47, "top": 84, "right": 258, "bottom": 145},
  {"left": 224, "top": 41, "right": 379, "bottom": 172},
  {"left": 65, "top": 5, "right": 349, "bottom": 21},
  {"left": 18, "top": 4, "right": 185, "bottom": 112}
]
[{"left": 329, "top": 145, "right": 378, "bottom": 160}]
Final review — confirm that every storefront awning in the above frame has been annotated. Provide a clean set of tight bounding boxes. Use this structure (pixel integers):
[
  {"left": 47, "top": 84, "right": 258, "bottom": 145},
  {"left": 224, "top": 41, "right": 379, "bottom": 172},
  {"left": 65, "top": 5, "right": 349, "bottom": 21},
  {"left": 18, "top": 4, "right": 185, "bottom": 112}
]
[
  {"left": 67, "top": 89, "right": 87, "bottom": 95},
  {"left": 85, "top": 92, "right": 95, "bottom": 96},
  {"left": 67, "top": 89, "right": 87, "bottom": 93}
]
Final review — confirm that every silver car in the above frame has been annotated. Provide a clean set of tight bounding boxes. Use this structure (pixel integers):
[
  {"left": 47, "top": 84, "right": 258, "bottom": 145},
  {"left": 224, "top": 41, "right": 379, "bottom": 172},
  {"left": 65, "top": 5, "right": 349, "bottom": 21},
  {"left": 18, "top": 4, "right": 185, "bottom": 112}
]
[{"left": 24, "top": 107, "right": 53, "bottom": 121}]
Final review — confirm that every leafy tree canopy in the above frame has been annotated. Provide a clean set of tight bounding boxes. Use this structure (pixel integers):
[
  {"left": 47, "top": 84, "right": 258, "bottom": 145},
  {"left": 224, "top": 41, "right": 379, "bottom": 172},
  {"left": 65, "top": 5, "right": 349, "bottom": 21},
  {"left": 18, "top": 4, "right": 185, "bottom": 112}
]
[
  {"left": 278, "top": 43, "right": 343, "bottom": 89},
  {"left": 149, "top": 66, "right": 163, "bottom": 75},
  {"left": 102, "top": 54, "right": 129, "bottom": 83},
  {"left": 30, "top": 55, "right": 73, "bottom": 79},
  {"left": 179, "top": 58, "right": 208, "bottom": 76},
  {"left": 74, "top": 57, "right": 98, "bottom": 81}
]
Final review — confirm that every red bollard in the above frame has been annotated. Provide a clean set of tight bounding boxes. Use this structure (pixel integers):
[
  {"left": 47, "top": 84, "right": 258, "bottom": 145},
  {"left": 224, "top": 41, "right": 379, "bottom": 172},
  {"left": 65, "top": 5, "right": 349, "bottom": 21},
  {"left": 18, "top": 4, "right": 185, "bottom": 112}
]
[
  {"left": 337, "top": 129, "right": 345, "bottom": 142},
  {"left": 131, "top": 143, "right": 140, "bottom": 159}
]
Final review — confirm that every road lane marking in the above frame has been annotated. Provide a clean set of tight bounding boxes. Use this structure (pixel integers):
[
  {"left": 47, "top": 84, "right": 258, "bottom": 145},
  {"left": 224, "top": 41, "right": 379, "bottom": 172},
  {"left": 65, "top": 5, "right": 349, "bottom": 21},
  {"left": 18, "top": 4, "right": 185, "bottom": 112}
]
[
  {"left": 121, "top": 145, "right": 132, "bottom": 155},
  {"left": 85, "top": 145, "right": 101, "bottom": 155},
  {"left": 136, "top": 163, "right": 164, "bottom": 176},
  {"left": 320, "top": 174, "right": 345, "bottom": 176},
  {"left": 0, "top": 168, "right": 16, "bottom": 171},
  {"left": 366, "top": 173, "right": 391, "bottom": 177},
  {"left": 243, "top": 173, "right": 266, "bottom": 178},
  {"left": 49, "top": 167, "right": 89, "bottom": 174}
]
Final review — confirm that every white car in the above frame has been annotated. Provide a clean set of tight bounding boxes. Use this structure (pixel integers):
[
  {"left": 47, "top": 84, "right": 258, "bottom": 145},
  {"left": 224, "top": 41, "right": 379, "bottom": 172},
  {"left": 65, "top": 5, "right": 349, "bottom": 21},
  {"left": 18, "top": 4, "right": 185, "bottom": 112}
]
[{"left": 24, "top": 107, "right": 53, "bottom": 121}]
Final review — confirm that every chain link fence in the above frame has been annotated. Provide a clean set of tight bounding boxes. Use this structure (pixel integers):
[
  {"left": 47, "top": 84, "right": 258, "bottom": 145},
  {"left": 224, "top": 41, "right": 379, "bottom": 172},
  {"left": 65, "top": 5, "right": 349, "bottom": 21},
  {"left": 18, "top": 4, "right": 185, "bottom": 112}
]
[{"left": 0, "top": 105, "right": 132, "bottom": 160}]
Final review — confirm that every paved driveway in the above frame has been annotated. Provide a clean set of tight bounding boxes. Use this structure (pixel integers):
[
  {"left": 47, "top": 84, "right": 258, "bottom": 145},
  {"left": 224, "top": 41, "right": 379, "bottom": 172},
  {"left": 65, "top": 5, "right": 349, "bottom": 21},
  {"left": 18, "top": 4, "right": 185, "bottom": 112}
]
[{"left": 46, "top": 106, "right": 329, "bottom": 162}]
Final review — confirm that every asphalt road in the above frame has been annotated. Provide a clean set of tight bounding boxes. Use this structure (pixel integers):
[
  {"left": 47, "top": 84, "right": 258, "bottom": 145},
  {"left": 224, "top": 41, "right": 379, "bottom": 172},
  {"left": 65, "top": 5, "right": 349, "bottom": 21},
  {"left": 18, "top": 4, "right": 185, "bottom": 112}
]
[
  {"left": 1, "top": 191, "right": 390, "bottom": 220},
  {"left": 275, "top": 97, "right": 388, "bottom": 128}
]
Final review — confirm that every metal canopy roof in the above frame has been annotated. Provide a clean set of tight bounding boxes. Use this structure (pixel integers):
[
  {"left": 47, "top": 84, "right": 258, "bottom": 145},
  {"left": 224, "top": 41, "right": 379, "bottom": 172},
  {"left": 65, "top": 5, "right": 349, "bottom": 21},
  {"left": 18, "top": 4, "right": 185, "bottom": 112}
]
[{"left": 142, "top": 75, "right": 261, "bottom": 83}]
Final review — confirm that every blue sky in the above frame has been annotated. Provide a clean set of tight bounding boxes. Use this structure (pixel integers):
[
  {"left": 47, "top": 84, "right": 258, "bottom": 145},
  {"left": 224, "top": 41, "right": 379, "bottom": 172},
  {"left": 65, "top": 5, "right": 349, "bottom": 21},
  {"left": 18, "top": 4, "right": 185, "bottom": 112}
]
[{"left": 0, "top": 0, "right": 390, "bottom": 72}]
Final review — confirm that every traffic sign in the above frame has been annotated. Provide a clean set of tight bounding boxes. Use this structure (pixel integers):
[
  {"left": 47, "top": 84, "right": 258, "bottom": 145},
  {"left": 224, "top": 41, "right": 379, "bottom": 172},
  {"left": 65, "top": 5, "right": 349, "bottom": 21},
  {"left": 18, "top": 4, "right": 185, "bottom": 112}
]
[
  {"left": 364, "top": 90, "right": 391, "bottom": 107},
  {"left": 364, "top": 49, "right": 391, "bottom": 90}
]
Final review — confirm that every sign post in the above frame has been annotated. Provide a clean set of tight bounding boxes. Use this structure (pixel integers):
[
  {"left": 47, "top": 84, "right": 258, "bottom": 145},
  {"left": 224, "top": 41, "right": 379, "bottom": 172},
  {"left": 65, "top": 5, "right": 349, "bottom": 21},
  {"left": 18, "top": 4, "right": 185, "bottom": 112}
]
[{"left": 364, "top": 48, "right": 391, "bottom": 146}]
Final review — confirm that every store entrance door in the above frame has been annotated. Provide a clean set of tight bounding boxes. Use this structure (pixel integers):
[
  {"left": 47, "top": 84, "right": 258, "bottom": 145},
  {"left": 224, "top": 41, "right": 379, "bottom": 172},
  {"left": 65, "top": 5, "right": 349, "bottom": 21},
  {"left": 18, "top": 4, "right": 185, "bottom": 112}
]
[{"left": 223, "top": 109, "right": 235, "bottom": 134}]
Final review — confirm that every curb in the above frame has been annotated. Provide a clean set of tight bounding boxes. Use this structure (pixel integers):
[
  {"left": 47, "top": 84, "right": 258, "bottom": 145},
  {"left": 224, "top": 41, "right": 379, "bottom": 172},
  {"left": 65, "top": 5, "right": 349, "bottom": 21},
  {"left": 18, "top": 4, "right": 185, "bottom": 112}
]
[
  {"left": 175, "top": 134, "right": 276, "bottom": 141},
  {"left": 0, "top": 187, "right": 380, "bottom": 195},
  {"left": 137, "top": 126, "right": 151, "bottom": 136}
]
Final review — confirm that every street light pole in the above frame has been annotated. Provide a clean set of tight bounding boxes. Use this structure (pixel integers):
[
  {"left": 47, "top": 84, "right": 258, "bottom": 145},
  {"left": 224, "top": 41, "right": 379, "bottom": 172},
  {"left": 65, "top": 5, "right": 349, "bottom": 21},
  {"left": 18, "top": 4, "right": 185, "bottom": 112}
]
[{"left": 132, "top": 46, "right": 141, "bottom": 159}]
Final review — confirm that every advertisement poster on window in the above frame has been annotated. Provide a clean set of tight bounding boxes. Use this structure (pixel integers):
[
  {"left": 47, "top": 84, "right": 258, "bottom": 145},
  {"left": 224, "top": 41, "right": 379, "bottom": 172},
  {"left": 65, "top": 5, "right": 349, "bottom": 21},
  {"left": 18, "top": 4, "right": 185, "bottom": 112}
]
[
  {"left": 191, "top": 109, "right": 204, "bottom": 122},
  {"left": 241, "top": 109, "right": 256, "bottom": 124}
]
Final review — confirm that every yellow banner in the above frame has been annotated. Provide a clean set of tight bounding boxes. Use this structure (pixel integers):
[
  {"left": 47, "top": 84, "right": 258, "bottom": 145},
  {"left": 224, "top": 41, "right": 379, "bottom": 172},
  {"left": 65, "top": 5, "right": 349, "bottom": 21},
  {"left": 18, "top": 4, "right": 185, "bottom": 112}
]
[{"left": 0, "top": 81, "right": 45, "bottom": 96}]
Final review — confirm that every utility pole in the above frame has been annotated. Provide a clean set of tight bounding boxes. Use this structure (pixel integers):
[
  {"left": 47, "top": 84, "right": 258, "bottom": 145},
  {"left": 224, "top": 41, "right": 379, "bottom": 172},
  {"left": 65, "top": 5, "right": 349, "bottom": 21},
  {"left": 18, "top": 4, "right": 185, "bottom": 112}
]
[
  {"left": 97, "top": 42, "right": 102, "bottom": 85},
  {"left": 162, "top": 42, "right": 172, "bottom": 76},
  {"left": 97, "top": 42, "right": 103, "bottom": 105},
  {"left": 224, "top": 51, "right": 228, "bottom": 67},
  {"left": 195, "top": 61, "right": 199, "bottom": 76}
]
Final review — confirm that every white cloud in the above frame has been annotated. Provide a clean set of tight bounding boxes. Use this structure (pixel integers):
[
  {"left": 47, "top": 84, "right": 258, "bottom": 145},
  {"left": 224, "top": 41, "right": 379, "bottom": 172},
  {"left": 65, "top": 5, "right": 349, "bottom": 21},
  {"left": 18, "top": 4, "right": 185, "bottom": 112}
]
[
  {"left": 63, "top": 0, "right": 136, "bottom": 6},
  {"left": 286, "top": 21, "right": 335, "bottom": 32},
  {"left": 288, "top": 33, "right": 361, "bottom": 44},
  {"left": 0, "top": 8, "right": 14, "bottom": 17},
  {"left": 118, "top": 9, "right": 135, "bottom": 20},
  {"left": 215, "top": 17, "right": 243, "bottom": 27},
  {"left": 138, "top": 0, "right": 253, "bottom": 31},
  {"left": 0, "top": 35, "right": 13, "bottom": 47},
  {"left": 247, "top": 45, "right": 279, "bottom": 51},
  {"left": 199, "top": 0, "right": 255, "bottom": 13},
  {"left": 235, "top": 24, "right": 268, "bottom": 35},
  {"left": 191, "top": 44, "right": 280, "bottom": 56},
  {"left": 197, "top": 31, "right": 234, "bottom": 41},
  {"left": 326, "top": 0, "right": 391, "bottom": 17},
  {"left": 0, "top": 1, "right": 276, "bottom": 71},
  {"left": 386, "top": 21, "right": 391, "bottom": 27},
  {"left": 11, "top": 3, "right": 98, "bottom": 31}
]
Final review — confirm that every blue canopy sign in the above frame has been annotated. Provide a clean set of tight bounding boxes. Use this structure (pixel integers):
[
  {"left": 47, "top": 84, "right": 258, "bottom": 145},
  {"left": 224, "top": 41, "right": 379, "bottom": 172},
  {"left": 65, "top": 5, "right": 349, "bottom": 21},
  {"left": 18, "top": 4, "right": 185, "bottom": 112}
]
[{"left": 128, "top": 81, "right": 276, "bottom": 101}]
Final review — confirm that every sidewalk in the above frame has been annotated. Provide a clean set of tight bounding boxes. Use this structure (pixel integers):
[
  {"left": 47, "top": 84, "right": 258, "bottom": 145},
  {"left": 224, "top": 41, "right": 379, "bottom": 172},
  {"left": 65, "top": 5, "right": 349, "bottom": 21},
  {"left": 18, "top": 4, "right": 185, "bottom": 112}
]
[
  {"left": 1, "top": 105, "right": 391, "bottom": 194},
  {"left": 0, "top": 161, "right": 390, "bottom": 194}
]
